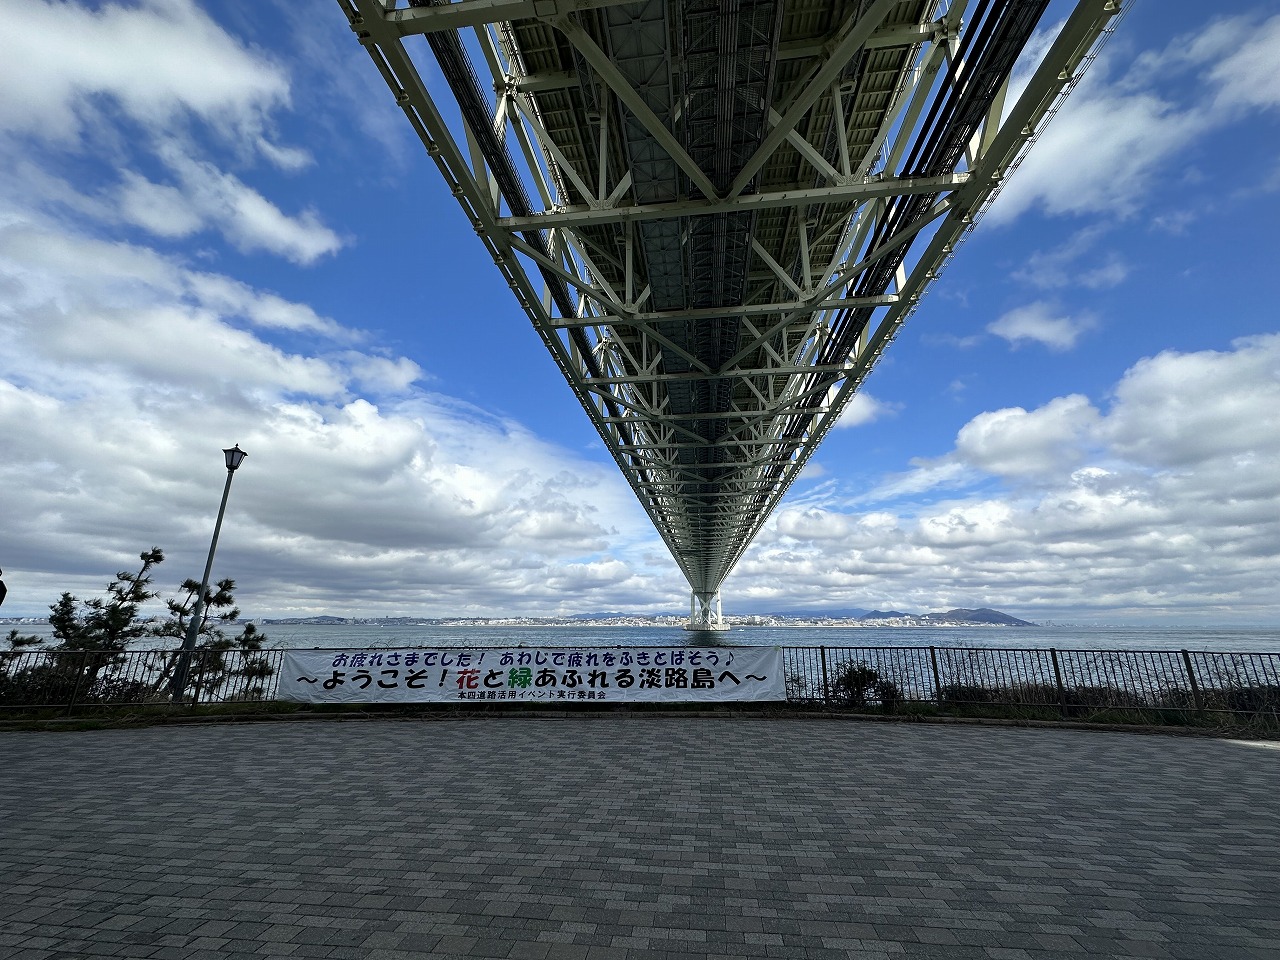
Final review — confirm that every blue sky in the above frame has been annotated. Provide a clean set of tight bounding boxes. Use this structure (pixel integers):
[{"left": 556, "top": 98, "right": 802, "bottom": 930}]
[{"left": 1, "top": 0, "right": 1278, "bottom": 624}]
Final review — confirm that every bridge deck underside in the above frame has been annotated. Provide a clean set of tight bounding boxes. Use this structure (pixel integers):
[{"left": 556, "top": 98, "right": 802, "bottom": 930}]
[{"left": 342, "top": 0, "right": 1123, "bottom": 600}]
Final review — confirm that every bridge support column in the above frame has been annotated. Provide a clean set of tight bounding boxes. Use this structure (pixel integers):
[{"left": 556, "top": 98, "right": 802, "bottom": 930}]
[{"left": 684, "top": 591, "right": 728, "bottom": 632}]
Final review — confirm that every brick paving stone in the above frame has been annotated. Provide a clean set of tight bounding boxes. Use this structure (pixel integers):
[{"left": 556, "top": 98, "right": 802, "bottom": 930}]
[{"left": 2, "top": 719, "right": 1279, "bottom": 959}]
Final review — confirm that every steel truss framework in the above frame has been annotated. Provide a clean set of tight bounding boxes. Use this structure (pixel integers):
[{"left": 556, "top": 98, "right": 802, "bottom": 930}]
[{"left": 338, "top": 0, "right": 1124, "bottom": 625}]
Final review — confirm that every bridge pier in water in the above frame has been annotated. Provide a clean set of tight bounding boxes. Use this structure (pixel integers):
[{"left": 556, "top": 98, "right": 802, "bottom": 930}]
[{"left": 685, "top": 591, "right": 728, "bottom": 633}]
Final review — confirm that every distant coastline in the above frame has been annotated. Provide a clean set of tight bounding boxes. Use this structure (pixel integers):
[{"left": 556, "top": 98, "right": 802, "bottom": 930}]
[
  {"left": 255, "top": 606, "right": 1036, "bottom": 629},
  {"left": 2, "top": 607, "right": 1036, "bottom": 630}
]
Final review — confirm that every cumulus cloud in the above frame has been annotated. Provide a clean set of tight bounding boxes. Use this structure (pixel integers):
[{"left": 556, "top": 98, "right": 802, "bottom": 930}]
[
  {"left": 987, "top": 302, "right": 1093, "bottom": 350},
  {"left": 738, "top": 335, "right": 1280, "bottom": 621},
  {"left": 0, "top": 0, "right": 341, "bottom": 264},
  {"left": 0, "top": 221, "right": 345, "bottom": 358},
  {"left": 1103, "top": 336, "right": 1280, "bottom": 468},
  {"left": 0, "top": 206, "right": 670, "bottom": 617},
  {"left": 0, "top": 0, "right": 291, "bottom": 149},
  {"left": 0, "top": 1, "right": 683, "bottom": 619},
  {"left": 834, "top": 391, "right": 896, "bottom": 428},
  {"left": 994, "top": 90, "right": 1199, "bottom": 222},
  {"left": 991, "top": 12, "right": 1280, "bottom": 224},
  {"left": 954, "top": 395, "right": 1101, "bottom": 479}
]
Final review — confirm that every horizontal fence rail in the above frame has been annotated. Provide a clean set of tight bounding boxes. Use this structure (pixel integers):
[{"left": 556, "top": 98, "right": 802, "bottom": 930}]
[
  {"left": 0, "top": 647, "right": 279, "bottom": 712},
  {"left": 1, "top": 645, "right": 1278, "bottom": 720},
  {"left": 781, "top": 646, "right": 1280, "bottom": 719}
]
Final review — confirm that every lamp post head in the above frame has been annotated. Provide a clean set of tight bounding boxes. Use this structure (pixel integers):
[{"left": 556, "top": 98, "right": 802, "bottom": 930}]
[{"left": 223, "top": 444, "right": 248, "bottom": 472}]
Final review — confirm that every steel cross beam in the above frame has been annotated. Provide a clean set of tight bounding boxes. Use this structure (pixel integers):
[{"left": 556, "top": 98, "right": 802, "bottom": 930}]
[{"left": 336, "top": 0, "right": 1127, "bottom": 612}]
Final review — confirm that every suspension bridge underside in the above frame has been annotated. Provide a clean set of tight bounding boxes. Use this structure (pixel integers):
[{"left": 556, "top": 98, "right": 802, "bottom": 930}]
[{"left": 339, "top": 0, "right": 1122, "bottom": 627}]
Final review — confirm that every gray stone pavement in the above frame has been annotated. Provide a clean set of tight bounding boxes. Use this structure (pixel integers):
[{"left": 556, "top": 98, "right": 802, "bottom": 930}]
[{"left": 1, "top": 718, "right": 1278, "bottom": 960}]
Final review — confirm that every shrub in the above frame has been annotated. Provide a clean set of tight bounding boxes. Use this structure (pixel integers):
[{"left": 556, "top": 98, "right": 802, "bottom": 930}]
[
  {"left": 831, "top": 662, "right": 901, "bottom": 710},
  {"left": 939, "top": 683, "right": 996, "bottom": 705},
  {"left": 1064, "top": 685, "right": 1148, "bottom": 710},
  {"left": 785, "top": 672, "right": 810, "bottom": 701}
]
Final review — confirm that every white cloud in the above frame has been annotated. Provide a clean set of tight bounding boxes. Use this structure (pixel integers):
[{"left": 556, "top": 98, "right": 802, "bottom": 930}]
[
  {"left": 0, "top": 0, "right": 665, "bottom": 617},
  {"left": 186, "top": 273, "right": 348, "bottom": 339},
  {"left": 117, "top": 173, "right": 203, "bottom": 238},
  {"left": 1012, "top": 228, "right": 1128, "bottom": 290},
  {"left": 0, "top": 205, "right": 673, "bottom": 617},
  {"left": 0, "top": 0, "right": 291, "bottom": 148},
  {"left": 991, "top": 13, "right": 1280, "bottom": 224},
  {"left": 1080, "top": 258, "right": 1129, "bottom": 290},
  {"left": 921, "top": 331, "right": 982, "bottom": 349},
  {"left": 738, "top": 335, "right": 1280, "bottom": 621},
  {"left": 834, "top": 391, "right": 895, "bottom": 428},
  {"left": 0, "top": 0, "right": 341, "bottom": 265},
  {"left": 987, "top": 301, "right": 1093, "bottom": 350},
  {"left": 344, "top": 355, "right": 425, "bottom": 394},
  {"left": 0, "top": 219, "right": 348, "bottom": 357},
  {"left": 1203, "top": 15, "right": 1280, "bottom": 111},
  {"left": 860, "top": 460, "right": 973, "bottom": 503},
  {"left": 135, "top": 147, "right": 341, "bottom": 264},
  {"left": 1103, "top": 335, "right": 1280, "bottom": 469},
  {"left": 993, "top": 79, "right": 1199, "bottom": 223},
  {"left": 954, "top": 395, "right": 1100, "bottom": 479},
  {"left": 116, "top": 164, "right": 342, "bottom": 263}
]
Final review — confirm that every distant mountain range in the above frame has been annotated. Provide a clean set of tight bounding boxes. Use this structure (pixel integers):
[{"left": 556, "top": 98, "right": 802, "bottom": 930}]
[
  {"left": 258, "top": 606, "right": 1034, "bottom": 626},
  {"left": 767, "top": 607, "right": 873, "bottom": 619},
  {"left": 921, "top": 608, "right": 1034, "bottom": 626},
  {"left": 768, "top": 606, "right": 1033, "bottom": 625}
]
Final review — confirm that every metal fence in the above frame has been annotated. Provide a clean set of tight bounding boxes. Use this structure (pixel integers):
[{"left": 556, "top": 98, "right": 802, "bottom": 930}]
[
  {"left": 782, "top": 646, "right": 1280, "bottom": 718},
  {"left": 2, "top": 644, "right": 1278, "bottom": 720},
  {"left": 0, "top": 647, "right": 277, "bottom": 712}
]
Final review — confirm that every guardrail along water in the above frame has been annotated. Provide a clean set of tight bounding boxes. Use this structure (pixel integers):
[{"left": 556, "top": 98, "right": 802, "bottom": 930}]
[{"left": 3, "top": 645, "right": 1278, "bottom": 720}]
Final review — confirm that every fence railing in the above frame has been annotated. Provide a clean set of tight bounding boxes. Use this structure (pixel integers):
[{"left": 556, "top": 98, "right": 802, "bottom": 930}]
[
  {"left": 0, "top": 646, "right": 277, "bottom": 712},
  {"left": 2, "top": 645, "right": 1278, "bottom": 720},
  {"left": 782, "top": 646, "right": 1280, "bottom": 718}
]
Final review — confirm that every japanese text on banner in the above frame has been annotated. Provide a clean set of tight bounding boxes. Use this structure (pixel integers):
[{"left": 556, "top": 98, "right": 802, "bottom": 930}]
[{"left": 279, "top": 647, "right": 784, "bottom": 703}]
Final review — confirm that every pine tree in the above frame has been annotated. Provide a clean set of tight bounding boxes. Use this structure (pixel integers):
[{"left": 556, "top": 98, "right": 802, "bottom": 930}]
[
  {"left": 1, "top": 548, "right": 273, "bottom": 706},
  {"left": 47, "top": 548, "right": 165, "bottom": 654},
  {"left": 148, "top": 577, "right": 272, "bottom": 699}
]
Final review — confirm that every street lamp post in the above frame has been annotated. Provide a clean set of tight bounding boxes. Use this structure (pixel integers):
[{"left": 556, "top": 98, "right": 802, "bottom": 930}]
[{"left": 170, "top": 444, "right": 247, "bottom": 703}]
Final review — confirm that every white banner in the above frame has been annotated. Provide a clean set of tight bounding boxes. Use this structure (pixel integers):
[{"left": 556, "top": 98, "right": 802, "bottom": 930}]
[{"left": 279, "top": 646, "right": 784, "bottom": 704}]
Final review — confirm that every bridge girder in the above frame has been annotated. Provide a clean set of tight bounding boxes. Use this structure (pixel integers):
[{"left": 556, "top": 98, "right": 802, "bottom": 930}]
[{"left": 337, "top": 0, "right": 1127, "bottom": 602}]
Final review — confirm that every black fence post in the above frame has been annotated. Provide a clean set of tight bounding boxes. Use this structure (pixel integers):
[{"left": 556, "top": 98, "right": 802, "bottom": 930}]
[
  {"left": 819, "top": 647, "right": 830, "bottom": 703},
  {"left": 189, "top": 649, "right": 206, "bottom": 710},
  {"left": 1050, "top": 648, "right": 1067, "bottom": 718},
  {"left": 1180, "top": 649, "right": 1204, "bottom": 716},
  {"left": 65, "top": 650, "right": 91, "bottom": 717},
  {"left": 928, "top": 646, "right": 943, "bottom": 704}
]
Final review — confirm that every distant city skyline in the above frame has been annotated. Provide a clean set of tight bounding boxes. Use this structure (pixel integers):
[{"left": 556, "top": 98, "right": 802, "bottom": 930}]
[{"left": 2, "top": 0, "right": 1279, "bottom": 625}]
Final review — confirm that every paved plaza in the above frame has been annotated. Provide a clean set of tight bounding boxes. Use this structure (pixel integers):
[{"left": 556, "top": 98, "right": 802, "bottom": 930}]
[{"left": 1, "top": 717, "right": 1278, "bottom": 960}]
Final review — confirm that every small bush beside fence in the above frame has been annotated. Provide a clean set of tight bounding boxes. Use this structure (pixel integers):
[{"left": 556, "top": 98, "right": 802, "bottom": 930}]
[
  {"left": 0, "top": 647, "right": 275, "bottom": 711},
  {"left": 1, "top": 644, "right": 1277, "bottom": 724}
]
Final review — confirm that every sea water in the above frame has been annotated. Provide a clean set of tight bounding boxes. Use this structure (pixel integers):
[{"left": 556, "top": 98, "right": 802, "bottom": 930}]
[
  {"left": 144, "top": 622, "right": 1280, "bottom": 652},
  {"left": 6, "top": 621, "right": 1279, "bottom": 652}
]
